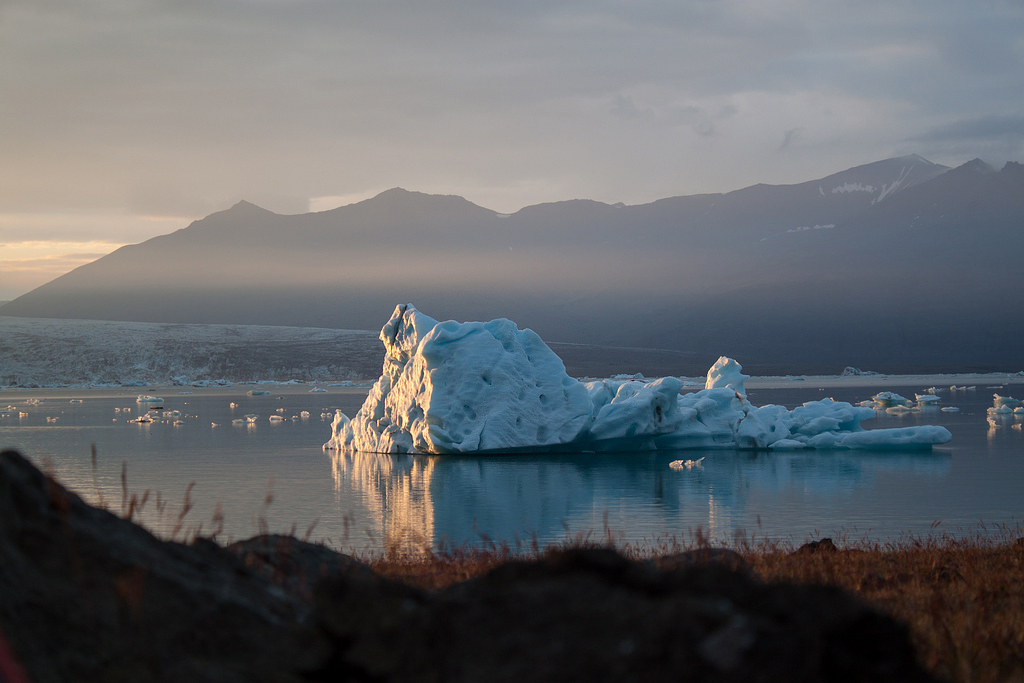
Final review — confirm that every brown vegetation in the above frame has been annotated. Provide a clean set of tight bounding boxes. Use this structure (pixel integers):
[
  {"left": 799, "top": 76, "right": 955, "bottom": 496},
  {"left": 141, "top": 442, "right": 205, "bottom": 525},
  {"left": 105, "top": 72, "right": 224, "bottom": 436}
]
[{"left": 365, "top": 532, "right": 1024, "bottom": 683}]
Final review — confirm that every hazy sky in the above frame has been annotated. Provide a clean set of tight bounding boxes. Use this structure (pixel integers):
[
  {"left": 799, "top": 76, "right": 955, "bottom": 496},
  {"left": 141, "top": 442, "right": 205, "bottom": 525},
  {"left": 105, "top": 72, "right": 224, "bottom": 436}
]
[{"left": 1, "top": 0, "right": 1022, "bottom": 299}]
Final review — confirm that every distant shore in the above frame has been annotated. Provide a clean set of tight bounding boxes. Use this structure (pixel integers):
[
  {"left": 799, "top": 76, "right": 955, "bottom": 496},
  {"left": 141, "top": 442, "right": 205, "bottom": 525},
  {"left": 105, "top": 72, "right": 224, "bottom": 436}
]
[{"left": 3, "top": 370, "right": 1023, "bottom": 402}]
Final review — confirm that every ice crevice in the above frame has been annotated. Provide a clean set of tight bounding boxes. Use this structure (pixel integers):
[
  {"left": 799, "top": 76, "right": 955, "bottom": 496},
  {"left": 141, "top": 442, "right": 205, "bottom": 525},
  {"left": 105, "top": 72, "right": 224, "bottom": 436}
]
[{"left": 324, "top": 305, "right": 952, "bottom": 455}]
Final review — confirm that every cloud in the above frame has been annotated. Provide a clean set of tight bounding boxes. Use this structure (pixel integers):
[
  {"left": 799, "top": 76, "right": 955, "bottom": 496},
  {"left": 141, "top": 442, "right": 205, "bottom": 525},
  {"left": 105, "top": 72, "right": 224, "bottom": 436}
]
[
  {"left": 0, "top": 0, "right": 1021, "bottom": 223},
  {"left": 906, "top": 115, "right": 1024, "bottom": 164},
  {"left": 911, "top": 115, "right": 1024, "bottom": 144}
]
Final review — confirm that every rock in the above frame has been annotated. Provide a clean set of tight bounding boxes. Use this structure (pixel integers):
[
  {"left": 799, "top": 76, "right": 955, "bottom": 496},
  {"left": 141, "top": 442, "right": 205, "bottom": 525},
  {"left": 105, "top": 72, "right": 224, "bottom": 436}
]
[
  {"left": 226, "top": 533, "right": 375, "bottom": 601},
  {"left": 0, "top": 449, "right": 317, "bottom": 682},
  {"left": 796, "top": 537, "right": 839, "bottom": 555},
  {"left": 310, "top": 547, "right": 939, "bottom": 682}
]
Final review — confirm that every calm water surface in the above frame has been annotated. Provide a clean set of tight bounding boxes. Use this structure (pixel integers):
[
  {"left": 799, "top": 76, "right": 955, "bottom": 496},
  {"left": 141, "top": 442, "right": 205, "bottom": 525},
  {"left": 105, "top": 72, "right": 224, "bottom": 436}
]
[{"left": 2, "top": 382, "right": 1022, "bottom": 554}]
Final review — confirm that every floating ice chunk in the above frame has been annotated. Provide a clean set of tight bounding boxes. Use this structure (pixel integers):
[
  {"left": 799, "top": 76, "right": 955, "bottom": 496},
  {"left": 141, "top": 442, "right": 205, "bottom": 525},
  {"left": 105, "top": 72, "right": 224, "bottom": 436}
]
[
  {"left": 136, "top": 395, "right": 163, "bottom": 403},
  {"left": 705, "top": 357, "right": 748, "bottom": 396},
  {"left": 324, "top": 305, "right": 952, "bottom": 454},
  {"left": 327, "top": 304, "right": 592, "bottom": 454},
  {"left": 993, "top": 394, "right": 1022, "bottom": 409},
  {"left": 941, "top": 407, "right": 960, "bottom": 412},
  {"left": 805, "top": 426, "right": 952, "bottom": 450},
  {"left": 248, "top": 390, "right": 271, "bottom": 396},
  {"left": 871, "top": 392, "right": 909, "bottom": 408},
  {"left": 612, "top": 372, "right": 645, "bottom": 380},
  {"left": 669, "top": 456, "right": 705, "bottom": 470}
]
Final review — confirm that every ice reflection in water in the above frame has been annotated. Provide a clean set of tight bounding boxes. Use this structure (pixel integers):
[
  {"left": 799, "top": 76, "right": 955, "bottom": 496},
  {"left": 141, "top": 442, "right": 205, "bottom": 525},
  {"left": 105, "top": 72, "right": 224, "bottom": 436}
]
[{"left": 329, "top": 446, "right": 952, "bottom": 549}]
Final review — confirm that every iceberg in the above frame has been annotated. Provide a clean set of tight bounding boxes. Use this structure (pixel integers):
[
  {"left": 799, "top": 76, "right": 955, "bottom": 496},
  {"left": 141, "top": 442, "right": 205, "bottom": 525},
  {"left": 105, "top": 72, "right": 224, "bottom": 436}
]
[{"left": 324, "top": 305, "right": 952, "bottom": 454}]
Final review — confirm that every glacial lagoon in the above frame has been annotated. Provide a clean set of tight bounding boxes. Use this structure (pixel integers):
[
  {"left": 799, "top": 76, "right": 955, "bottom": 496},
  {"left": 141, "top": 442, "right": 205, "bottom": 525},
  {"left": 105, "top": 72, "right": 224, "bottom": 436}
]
[{"left": 2, "top": 381, "right": 1022, "bottom": 554}]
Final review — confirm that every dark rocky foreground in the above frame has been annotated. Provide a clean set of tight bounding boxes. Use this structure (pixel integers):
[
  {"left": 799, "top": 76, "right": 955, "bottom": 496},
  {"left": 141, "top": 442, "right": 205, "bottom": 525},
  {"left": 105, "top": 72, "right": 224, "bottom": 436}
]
[{"left": 0, "top": 449, "right": 938, "bottom": 682}]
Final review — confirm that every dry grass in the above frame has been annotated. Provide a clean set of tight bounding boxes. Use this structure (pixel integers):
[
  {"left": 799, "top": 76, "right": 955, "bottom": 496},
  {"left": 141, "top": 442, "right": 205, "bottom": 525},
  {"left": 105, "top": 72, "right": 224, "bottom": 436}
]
[{"left": 362, "top": 531, "right": 1024, "bottom": 683}]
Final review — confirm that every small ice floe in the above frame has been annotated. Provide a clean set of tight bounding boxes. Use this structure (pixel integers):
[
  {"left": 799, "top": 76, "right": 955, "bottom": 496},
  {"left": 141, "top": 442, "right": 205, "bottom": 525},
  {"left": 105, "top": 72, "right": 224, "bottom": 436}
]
[
  {"left": 300, "top": 410, "right": 310, "bottom": 419},
  {"left": 871, "top": 391, "right": 910, "bottom": 409},
  {"left": 309, "top": 387, "right": 327, "bottom": 393},
  {"left": 231, "top": 418, "right": 246, "bottom": 425},
  {"left": 247, "top": 390, "right": 271, "bottom": 396},
  {"left": 941, "top": 407, "right": 960, "bottom": 412},
  {"left": 130, "top": 414, "right": 154, "bottom": 424},
  {"left": 25, "top": 398, "right": 42, "bottom": 405},
  {"left": 69, "top": 398, "right": 83, "bottom": 404},
  {"left": 211, "top": 422, "right": 220, "bottom": 428},
  {"left": 46, "top": 416, "right": 58, "bottom": 423},
  {"left": 136, "top": 395, "right": 163, "bottom": 404},
  {"left": 269, "top": 415, "right": 285, "bottom": 422},
  {"left": 993, "top": 394, "right": 1022, "bottom": 409},
  {"left": 229, "top": 402, "right": 239, "bottom": 409},
  {"left": 244, "top": 414, "right": 259, "bottom": 423},
  {"left": 173, "top": 420, "right": 185, "bottom": 426},
  {"left": 988, "top": 394, "right": 1022, "bottom": 415},
  {"left": 669, "top": 457, "right": 705, "bottom": 470},
  {"left": 276, "top": 407, "right": 285, "bottom": 413},
  {"left": 915, "top": 394, "right": 942, "bottom": 407},
  {"left": 841, "top": 366, "right": 880, "bottom": 376}
]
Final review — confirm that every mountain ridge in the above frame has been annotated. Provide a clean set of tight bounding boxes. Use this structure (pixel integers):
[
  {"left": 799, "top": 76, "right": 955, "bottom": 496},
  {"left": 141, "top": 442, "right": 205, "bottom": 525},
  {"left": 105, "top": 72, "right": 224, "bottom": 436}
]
[{"left": 2, "top": 154, "right": 1022, "bottom": 371}]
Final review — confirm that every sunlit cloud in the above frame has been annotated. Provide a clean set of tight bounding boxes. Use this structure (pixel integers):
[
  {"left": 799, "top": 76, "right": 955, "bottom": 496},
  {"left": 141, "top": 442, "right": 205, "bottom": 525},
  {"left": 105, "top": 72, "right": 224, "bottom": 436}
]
[{"left": 0, "top": 240, "right": 125, "bottom": 300}]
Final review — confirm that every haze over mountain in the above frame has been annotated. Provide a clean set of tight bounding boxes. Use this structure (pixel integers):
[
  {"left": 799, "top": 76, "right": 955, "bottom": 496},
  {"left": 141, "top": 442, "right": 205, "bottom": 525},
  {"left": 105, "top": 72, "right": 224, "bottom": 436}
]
[{"left": 3, "top": 155, "right": 1022, "bottom": 373}]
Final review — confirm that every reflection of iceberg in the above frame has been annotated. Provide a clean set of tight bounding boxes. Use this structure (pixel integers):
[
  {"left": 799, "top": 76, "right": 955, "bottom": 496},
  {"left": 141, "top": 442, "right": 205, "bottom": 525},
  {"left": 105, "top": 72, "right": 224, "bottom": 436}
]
[
  {"left": 327, "top": 447, "right": 953, "bottom": 548},
  {"left": 325, "top": 305, "right": 951, "bottom": 454},
  {"left": 330, "top": 450, "right": 437, "bottom": 548}
]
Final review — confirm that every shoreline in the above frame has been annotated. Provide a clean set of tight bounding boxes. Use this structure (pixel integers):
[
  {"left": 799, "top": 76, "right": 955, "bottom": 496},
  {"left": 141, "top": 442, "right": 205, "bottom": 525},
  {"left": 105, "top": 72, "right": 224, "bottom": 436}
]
[{"left": 3, "top": 371, "right": 1023, "bottom": 400}]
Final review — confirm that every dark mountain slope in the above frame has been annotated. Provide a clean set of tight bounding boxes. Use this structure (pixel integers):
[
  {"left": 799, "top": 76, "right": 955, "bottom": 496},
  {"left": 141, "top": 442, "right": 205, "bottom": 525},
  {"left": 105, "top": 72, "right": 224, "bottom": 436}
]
[{"left": 3, "top": 155, "right": 1022, "bottom": 371}]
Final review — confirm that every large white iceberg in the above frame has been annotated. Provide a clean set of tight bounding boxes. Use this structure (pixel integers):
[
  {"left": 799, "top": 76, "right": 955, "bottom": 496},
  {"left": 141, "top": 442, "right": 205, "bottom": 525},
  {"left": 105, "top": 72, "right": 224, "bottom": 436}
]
[{"left": 325, "top": 305, "right": 952, "bottom": 454}]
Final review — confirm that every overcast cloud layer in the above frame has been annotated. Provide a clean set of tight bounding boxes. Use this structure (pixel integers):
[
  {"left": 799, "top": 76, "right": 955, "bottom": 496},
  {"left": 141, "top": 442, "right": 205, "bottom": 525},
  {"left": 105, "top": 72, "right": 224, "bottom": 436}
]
[{"left": 1, "top": 0, "right": 1022, "bottom": 298}]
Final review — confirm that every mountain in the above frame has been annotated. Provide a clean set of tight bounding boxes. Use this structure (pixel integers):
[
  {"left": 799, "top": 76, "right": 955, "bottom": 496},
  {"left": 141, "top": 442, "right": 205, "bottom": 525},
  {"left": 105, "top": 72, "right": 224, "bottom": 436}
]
[{"left": 3, "top": 155, "right": 1022, "bottom": 373}]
